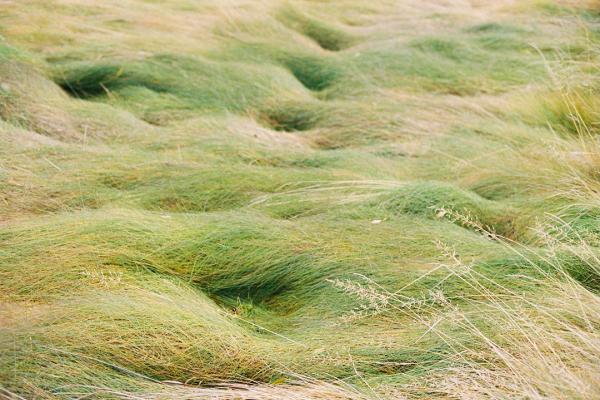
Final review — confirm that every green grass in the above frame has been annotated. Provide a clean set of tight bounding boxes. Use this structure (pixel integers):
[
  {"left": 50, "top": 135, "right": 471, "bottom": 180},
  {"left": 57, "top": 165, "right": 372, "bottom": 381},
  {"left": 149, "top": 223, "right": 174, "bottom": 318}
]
[{"left": 1, "top": 0, "right": 600, "bottom": 399}]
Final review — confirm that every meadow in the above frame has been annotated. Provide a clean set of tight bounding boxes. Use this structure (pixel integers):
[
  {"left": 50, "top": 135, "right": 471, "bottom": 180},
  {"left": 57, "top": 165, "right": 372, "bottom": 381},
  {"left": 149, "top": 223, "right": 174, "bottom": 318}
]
[{"left": 1, "top": 0, "right": 600, "bottom": 398}]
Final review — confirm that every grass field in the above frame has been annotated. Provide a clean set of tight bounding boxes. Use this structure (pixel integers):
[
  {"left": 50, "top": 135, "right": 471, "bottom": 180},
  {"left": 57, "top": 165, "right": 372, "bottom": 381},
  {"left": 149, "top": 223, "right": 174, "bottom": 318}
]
[{"left": 1, "top": 0, "right": 600, "bottom": 398}]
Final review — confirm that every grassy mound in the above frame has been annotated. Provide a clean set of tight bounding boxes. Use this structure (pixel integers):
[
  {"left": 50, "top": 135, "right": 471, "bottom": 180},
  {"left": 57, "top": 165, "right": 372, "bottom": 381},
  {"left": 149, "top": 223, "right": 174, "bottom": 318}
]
[
  {"left": 276, "top": 5, "right": 357, "bottom": 51},
  {"left": 373, "top": 181, "right": 516, "bottom": 236}
]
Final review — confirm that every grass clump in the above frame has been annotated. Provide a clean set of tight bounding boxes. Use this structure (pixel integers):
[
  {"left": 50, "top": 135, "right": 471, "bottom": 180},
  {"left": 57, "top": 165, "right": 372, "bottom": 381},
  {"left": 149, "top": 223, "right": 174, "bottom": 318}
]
[
  {"left": 54, "top": 63, "right": 169, "bottom": 98},
  {"left": 260, "top": 100, "right": 324, "bottom": 131},
  {"left": 1, "top": 282, "right": 277, "bottom": 394},
  {"left": 373, "top": 181, "right": 516, "bottom": 237},
  {"left": 52, "top": 54, "right": 308, "bottom": 121},
  {"left": 528, "top": 88, "right": 600, "bottom": 136},
  {"left": 280, "top": 53, "right": 341, "bottom": 91},
  {"left": 341, "top": 30, "right": 546, "bottom": 95},
  {"left": 276, "top": 5, "right": 357, "bottom": 51}
]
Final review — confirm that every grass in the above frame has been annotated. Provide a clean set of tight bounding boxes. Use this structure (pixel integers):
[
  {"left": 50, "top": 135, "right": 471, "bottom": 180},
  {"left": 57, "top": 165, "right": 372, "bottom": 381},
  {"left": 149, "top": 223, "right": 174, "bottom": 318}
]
[{"left": 1, "top": 0, "right": 600, "bottom": 399}]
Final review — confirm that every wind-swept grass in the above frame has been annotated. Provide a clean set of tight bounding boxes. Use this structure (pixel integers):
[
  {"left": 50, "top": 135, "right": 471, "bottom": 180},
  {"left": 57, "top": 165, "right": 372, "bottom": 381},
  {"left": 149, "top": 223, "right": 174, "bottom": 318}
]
[{"left": 1, "top": 0, "right": 600, "bottom": 399}]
